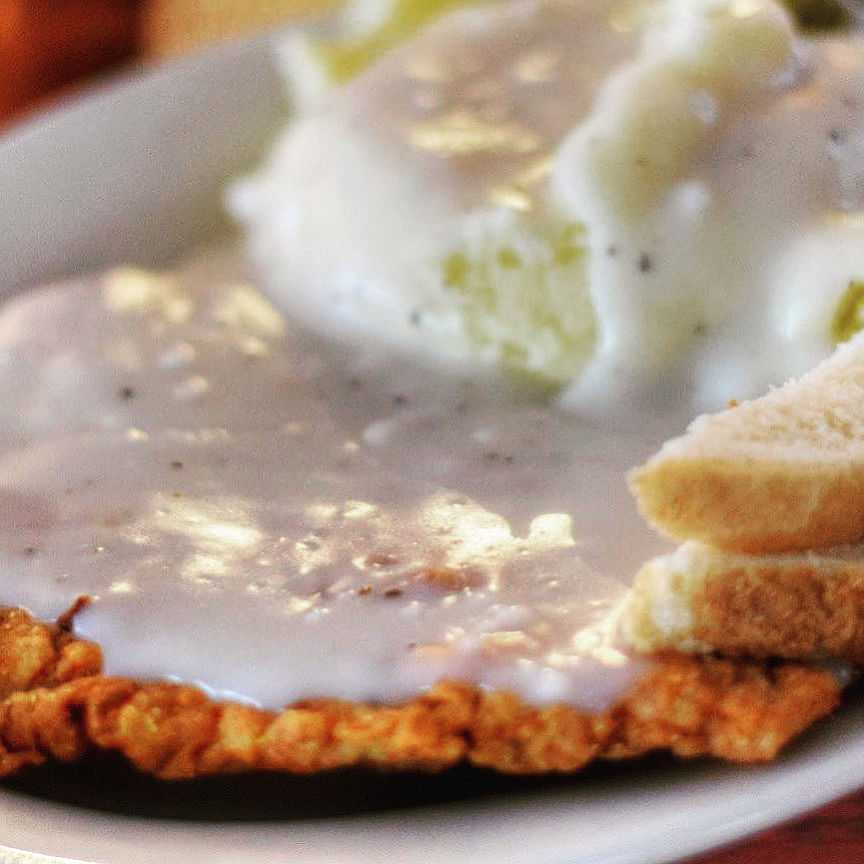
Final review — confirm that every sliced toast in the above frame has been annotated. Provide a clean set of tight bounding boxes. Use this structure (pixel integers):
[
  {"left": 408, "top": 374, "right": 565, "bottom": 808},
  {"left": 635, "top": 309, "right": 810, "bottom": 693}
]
[
  {"left": 630, "top": 332, "right": 864, "bottom": 554},
  {"left": 623, "top": 540, "right": 864, "bottom": 664}
]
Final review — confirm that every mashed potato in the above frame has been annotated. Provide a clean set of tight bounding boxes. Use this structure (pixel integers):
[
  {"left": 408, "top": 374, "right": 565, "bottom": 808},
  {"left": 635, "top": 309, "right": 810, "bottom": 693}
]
[{"left": 232, "top": 0, "right": 864, "bottom": 414}]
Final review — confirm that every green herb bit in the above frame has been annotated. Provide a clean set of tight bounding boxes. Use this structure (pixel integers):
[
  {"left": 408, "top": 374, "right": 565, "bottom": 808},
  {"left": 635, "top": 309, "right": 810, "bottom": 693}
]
[
  {"left": 832, "top": 279, "right": 864, "bottom": 344},
  {"left": 315, "top": 0, "right": 486, "bottom": 83}
]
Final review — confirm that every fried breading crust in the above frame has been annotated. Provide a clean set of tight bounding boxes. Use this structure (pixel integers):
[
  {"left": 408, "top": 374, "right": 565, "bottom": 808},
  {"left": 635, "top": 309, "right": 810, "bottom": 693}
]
[{"left": 0, "top": 608, "right": 839, "bottom": 780}]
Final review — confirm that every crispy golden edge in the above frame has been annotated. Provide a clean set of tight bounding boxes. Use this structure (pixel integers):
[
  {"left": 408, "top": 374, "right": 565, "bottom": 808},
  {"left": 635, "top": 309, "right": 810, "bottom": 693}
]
[
  {"left": 0, "top": 608, "right": 840, "bottom": 780},
  {"left": 0, "top": 606, "right": 102, "bottom": 700}
]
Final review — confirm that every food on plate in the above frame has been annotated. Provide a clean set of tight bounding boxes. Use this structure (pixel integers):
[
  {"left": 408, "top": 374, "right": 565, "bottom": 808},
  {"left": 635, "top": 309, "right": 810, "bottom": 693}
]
[
  {"left": 303, "top": 0, "right": 485, "bottom": 85},
  {"left": 0, "top": 608, "right": 839, "bottom": 778},
  {"left": 625, "top": 325, "right": 864, "bottom": 662},
  {"left": 631, "top": 330, "right": 864, "bottom": 554},
  {"left": 3, "top": 0, "right": 864, "bottom": 782},
  {"left": 623, "top": 540, "right": 864, "bottom": 662},
  {"left": 236, "top": 0, "right": 864, "bottom": 413},
  {"left": 0, "top": 242, "right": 840, "bottom": 779}
]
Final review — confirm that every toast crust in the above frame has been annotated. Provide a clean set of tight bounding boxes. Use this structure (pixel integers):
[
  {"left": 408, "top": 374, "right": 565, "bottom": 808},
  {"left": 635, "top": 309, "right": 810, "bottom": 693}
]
[
  {"left": 0, "top": 607, "right": 839, "bottom": 779},
  {"left": 630, "top": 332, "right": 864, "bottom": 555},
  {"left": 625, "top": 545, "right": 864, "bottom": 663},
  {"left": 631, "top": 456, "right": 864, "bottom": 555}
]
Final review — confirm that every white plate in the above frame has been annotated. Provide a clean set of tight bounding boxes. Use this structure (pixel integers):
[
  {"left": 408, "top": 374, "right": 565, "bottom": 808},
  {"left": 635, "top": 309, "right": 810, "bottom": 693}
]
[{"left": 1, "top": 30, "right": 863, "bottom": 864}]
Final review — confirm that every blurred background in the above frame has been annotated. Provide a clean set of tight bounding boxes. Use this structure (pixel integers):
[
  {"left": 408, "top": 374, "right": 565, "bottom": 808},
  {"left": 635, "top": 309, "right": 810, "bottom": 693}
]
[
  {"left": 0, "top": 0, "right": 854, "bottom": 129},
  {"left": 0, "top": 0, "right": 335, "bottom": 128}
]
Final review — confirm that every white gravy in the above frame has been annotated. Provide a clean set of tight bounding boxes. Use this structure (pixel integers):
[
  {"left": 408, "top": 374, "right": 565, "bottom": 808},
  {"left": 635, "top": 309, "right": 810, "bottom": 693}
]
[{"left": 0, "top": 251, "right": 681, "bottom": 710}]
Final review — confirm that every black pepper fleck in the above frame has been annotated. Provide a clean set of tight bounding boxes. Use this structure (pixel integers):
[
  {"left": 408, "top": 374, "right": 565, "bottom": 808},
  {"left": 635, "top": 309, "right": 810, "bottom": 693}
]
[
  {"left": 410, "top": 309, "right": 423, "bottom": 327},
  {"left": 392, "top": 394, "right": 408, "bottom": 407},
  {"left": 118, "top": 386, "right": 136, "bottom": 401},
  {"left": 23, "top": 546, "right": 37, "bottom": 557},
  {"left": 638, "top": 253, "right": 654, "bottom": 274},
  {"left": 384, "top": 588, "right": 404, "bottom": 598},
  {"left": 606, "top": 244, "right": 618, "bottom": 258},
  {"left": 348, "top": 377, "right": 363, "bottom": 390},
  {"left": 829, "top": 128, "right": 847, "bottom": 144},
  {"left": 170, "top": 461, "right": 184, "bottom": 470}
]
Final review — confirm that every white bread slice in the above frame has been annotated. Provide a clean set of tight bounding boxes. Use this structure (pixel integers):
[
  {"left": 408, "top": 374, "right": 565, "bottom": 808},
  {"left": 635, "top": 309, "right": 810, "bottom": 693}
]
[
  {"left": 630, "top": 332, "right": 864, "bottom": 554},
  {"left": 622, "top": 541, "right": 864, "bottom": 663}
]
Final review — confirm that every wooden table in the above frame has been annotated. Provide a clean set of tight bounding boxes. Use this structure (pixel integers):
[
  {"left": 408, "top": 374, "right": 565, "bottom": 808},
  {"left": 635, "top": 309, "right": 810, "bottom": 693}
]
[
  {"left": 0, "top": 0, "right": 139, "bottom": 126},
  {"left": 1, "top": 3, "right": 863, "bottom": 862},
  {"left": 689, "top": 790, "right": 864, "bottom": 863}
]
